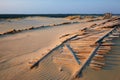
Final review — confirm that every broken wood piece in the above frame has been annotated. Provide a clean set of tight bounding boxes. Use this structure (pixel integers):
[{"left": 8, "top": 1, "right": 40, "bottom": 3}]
[
  {"left": 101, "top": 43, "right": 116, "bottom": 46},
  {"left": 92, "top": 57, "right": 105, "bottom": 61},
  {"left": 103, "top": 38, "right": 113, "bottom": 41},
  {"left": 109, "top": 35, "right": 119, "bottom": 38},
  {"left": 90, "top": 64, "right": 102, "bottom": 71},
  {"left": 96, "top": 51, "right": 108, "bottom": 55},
  {"left": 94, "top": 54, "right": 104, "bottom": 58},
  {"left": 59, "top": 34, "right": 70, "bottom": 39},
  {"left": 91, "top": 61, "right": 105, "bottom": 66}
]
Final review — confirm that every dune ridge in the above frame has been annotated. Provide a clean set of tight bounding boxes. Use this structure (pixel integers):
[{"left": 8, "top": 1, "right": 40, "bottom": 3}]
[{"left": 0, "top": 15, "right": 120, "bottom": 80}]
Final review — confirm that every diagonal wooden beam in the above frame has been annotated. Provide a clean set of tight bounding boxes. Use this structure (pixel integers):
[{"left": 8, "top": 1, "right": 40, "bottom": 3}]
[{"left": 65, "top": 44, "right": 80, "bottom": 65}]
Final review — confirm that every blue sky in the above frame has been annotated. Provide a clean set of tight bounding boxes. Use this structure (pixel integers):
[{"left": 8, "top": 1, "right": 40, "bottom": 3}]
[{"left": 0, "top": 0, "right": 120, "bottom": 14}]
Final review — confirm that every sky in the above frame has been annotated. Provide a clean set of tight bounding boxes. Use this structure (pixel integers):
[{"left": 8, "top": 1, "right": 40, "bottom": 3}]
[{"left": 0, "top": 0, "right": 120, "bottom": 14}]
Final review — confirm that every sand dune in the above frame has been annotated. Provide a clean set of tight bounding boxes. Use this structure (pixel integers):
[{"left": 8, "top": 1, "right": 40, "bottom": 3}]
[
  {"left": 0, "top": 16, "right": 120, "bottom": 80},
  {"left": 0, "top": 17, "right": 71, "bottom": 34},
  {"left": 0, "top": 18, "right": 92, "bottom": 80}
]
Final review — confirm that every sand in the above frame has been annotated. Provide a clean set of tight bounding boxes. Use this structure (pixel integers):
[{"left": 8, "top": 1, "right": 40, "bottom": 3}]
[
  {"left": 0, "top": 17, "right": 71, "bottom": 34},
  {"left": 79, "top": 37, "right": 120, "bottom": 80},
  {"left": 0, "top": 16, "right": 120, "bottom": 80}
]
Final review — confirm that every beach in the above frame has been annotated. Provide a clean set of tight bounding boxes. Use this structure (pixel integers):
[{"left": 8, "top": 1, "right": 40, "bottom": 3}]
[
  {"left": 0, "top": 17, "right": 72, "bottom": 34},
  {"left": 0, "top": 15, "right": 120, "bottom": 80}
]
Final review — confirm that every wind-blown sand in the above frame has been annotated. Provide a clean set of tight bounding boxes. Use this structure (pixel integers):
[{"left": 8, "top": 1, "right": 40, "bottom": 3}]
[
  {"left": 79, "top": 37, "right": 120, "bottom": 80},
  {"left": 0, "top": 16, "right": 120, "bottom": 80},
  {"left": 0, "top": 17, "right": 71, "bottom": 34}
]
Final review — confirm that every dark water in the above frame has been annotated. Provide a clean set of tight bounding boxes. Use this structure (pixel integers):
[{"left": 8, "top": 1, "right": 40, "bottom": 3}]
[{"left": 0, "top": 14, "right": 106, "bottom": 19}]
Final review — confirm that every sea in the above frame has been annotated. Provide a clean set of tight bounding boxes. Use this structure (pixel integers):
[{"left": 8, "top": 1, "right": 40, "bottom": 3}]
[{"left": 0, "top": 14, "right": 120, "bottom": 19}]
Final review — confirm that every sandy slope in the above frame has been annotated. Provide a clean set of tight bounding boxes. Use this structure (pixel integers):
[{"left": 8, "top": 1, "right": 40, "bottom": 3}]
[
  {"left": 0, "top": 18, "right": 114, "bottom": 80},
  {"left": 0, "top": 19, "right": 105, "bottom": 80},
  {"left": 79, "top": 37, "right": 120, "bottom": 80},
  {"left": 0, "top": 17, "right": 70, "bottom": 34}
]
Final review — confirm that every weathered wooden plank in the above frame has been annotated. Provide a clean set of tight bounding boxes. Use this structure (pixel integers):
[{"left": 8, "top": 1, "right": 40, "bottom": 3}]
[
  {"left": 92, "top": 57, "right": 105, "bottom": 61},
  {"left": 65, "top": 44, "right": 80, "bottom": 65},
  {"left": 95, "top": 28, "right": 116, "bottom": 43},
  {"left": 101, "top": 43, "right": 116, "bottom": 46},
  {"left": 71, "top": 43, "right": 101, "bottom": 79},
  {"left": 71, "top": 27, "right": 118, "bottom": 79},
  {"left": 94, "top": 54, "right": 104, "bottom": 58},
  {"left": 91, "top": 61, "right": 105, "bottom": 66},
  {"left": 89, "top": 64, "right": 102, "bottom": 70}
]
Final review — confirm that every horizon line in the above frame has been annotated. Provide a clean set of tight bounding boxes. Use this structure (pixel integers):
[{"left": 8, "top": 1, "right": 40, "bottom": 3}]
[{"left": 0, "top": 13, "right": 120, "bottom": 15}]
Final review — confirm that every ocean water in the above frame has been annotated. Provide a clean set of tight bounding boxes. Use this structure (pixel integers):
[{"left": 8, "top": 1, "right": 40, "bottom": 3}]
[
  {"left": 0, "top": 14, "right": 120, "bottom": 19},
  {"left": 0, "top": 14, "right": 104, "bottom": 19}
]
